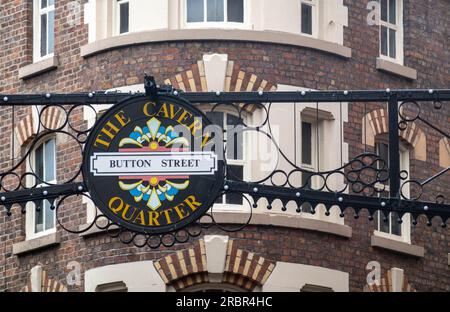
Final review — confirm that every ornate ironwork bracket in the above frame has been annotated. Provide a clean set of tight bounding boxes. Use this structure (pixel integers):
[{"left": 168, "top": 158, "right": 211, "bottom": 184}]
[{"left": 0, "top": 77, "right": 448, "bottom": 248}]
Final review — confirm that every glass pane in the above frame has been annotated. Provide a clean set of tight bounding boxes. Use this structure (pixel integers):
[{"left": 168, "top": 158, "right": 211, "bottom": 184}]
[
  {"left": 35, "top": 143, "right": 44, "bottom": 181},
  {"left": 390, "top": 212, "right": 401, "bottom": 236},
  {"left": 35, "top": 201, "right": 44, "bottom": 233},
  {"left": 44, "top": 139, "right": 55, "bottom": 182},
  {"left": 187, "top": 0, "right": 204, "bottom": 22},
  {"left": 48, "top": 10, "right": 54, "bottom": 54},
  {"left": 48, "top": 0, "right": 54, "bottom": 6},
  {"left": 207, "top": 0, "right": 224, "bottom": 22},
  {"left": 40, "top": 14, "right": 47, "bottom": 57},
  {"left": 380, "top": 26, "right": 388, "bottom": 56},
  {"left": 226, "top": 165, "right": 243, "bottom": 204},
  {"left": 389, "top": 0, "right": 396, "bottom": 24},
  {"left": 380, "top": 211, "right": 390, "bottom": 233},
  {"left": 226, "top": 114, "right": 243, "bottom": 160},
  {"left": 301, "top": 4, "right": 313, "bottom": 35},
  {"left": 381, "top": 0, "right": 388, "bottom": 22},
  {"left": 389, "top": 28, "right": 396, "bottom": 59},
  {"left": 227, "top": 0, "right": 243, "bottom": 22},
  {"left": 206, "top": 111, "right": 224, "bottom": 128},
  {"left": 41, "top": 0, "right": 47, "bottom": 9},
  {"left": 302, "top": 121, "right": 312, "bottom": 165},
  {"left": 44, "top": 200, "right": 55, "bottom": 230},
  {"left": 120, "top": 2, "right": 129, "bottom": 34},
  {"left": 376, "top": 142, "right": 389, "bottom": 184}
]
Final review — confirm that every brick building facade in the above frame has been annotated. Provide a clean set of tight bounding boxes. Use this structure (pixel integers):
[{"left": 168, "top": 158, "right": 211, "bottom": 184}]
[{"left": 0, "top": 0, "right": 449, "bottom": 292}]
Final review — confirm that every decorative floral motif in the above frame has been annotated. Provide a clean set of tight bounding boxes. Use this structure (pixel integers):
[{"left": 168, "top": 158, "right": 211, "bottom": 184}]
[{"left": 118, "top": 117, "right": 190, "bottom": 210}]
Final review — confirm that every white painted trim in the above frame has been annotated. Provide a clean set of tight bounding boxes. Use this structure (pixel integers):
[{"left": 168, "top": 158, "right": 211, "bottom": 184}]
[
  {"left": 263, "top": 262, "right": 349, "bottom": 292},
  {"left": 84, "top": 261, "right": 166, "bottom": 292},
  {"left": 33, "top": 0, "right": 55, "bottom": 62},
  {"left": 379, "top": 0, "right": 404, "bottom": 65}
]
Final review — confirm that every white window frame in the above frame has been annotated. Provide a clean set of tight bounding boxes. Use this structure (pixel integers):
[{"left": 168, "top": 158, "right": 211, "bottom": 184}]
[
  {"left": 203, "top": 107, "right": 249, "bottom": 212},
  {"left": 33, "top": 0, "right": 55, "bottom": 62},
  {"left": 374, "top": 140, "right": 411, "bottom": 243},
  {"left": 379, "top": 0, "right": 404, "bottom": 64},
  {"left": 114, "top": 0, "right": 130, "bottom": 36},
  {"left": 184, "top": 0, "right": 250, "bottom": 30},
  {"left": 25, "top": 136, "right": 57, "bottom": 240},
  {"left": 300, "top": 0, "right": 319, "bottom": 38}
]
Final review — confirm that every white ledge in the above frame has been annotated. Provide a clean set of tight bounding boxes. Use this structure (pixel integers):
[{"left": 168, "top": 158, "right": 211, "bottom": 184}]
[
  {"left": 371, "top": 235, "right": 424, "bottom": 258},
  {"left": 210, "top": 211, "right": 352, "bottom": 238},
  {"left": 18, "top": 56, "right": 59, "bottom": 80},
  {"left": 81, "top": 29, "right": 352, "bottom": 59},
  {"left": 12, "top": 232, "right": 60, "bottom": 256},
  {"left": 79, "top": 212, "right": 351, "bottom": 239},
  {"left": 376, "top": 58, "right": 417, "bottom": 80}
]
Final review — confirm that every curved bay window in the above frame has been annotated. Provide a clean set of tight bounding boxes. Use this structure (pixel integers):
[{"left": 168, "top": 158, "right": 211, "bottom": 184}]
[
  {"left": 27, "top": 137, "right": 57, "bottom": 238},
  {"left": 186, "top": 0, "right": 245, "bottom": 26}
]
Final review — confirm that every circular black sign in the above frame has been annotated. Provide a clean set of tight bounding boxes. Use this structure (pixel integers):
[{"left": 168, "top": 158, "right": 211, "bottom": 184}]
[{"left": 83, "top": 96, "right": 224, "bottom": 234}]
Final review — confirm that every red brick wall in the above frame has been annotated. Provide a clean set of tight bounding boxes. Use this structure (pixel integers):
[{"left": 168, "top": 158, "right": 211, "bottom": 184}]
[{"left": 0, "top": 0, "right": 449, "bottom": 292}]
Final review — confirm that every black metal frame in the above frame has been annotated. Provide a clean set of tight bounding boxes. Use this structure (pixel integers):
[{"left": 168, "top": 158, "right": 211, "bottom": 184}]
[{"left": 0, "top": 78, "right": 448, "bottom": 248}]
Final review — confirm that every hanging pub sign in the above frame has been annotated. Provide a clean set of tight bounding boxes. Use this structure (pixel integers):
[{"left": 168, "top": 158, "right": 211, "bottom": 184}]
[{"left": 83, "top": 96, "right": 224, "bottom": 234}]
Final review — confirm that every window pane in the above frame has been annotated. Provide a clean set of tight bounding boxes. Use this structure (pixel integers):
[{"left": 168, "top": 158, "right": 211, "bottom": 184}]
[
  {"left": 44, "top": 139, "right": 55, "bottom": 182},
  {"left": 381, "top": 0, "right": 388, "bottom": 22},
  {"left": 48, "top": 0, "right": 54, "bottom": 6},
  {"left": 226, "top": 114, "right": 243, "bottom": 160},
  {"left": 376, "top": 142, "right": 389, "bottom": 184},
  {"left": 379, "top": 211, "right": 390, "bottom": 233},
  {"left": 35, "top": 201, "right": 44, "bottom": 233},
  {"left": 389, "top": 0, "right": 396, "bottom": 24},
  {"left": 120, "top": 2, "right": 129, "bottom": 34},
  {"left": 301, "top": 4, "right": 313, "bottom": 35},
  {"left": 390, "top": 212, "right": 401, "bottom": 235},
  {"left": 302, "top": 121, "right": 312, "bottom": 165},
  {"left": 207, "top": 0, "right": 224, "bottom": 22},
  {"left": 187, "top": 0, "right": 204, "bottom": 22},
  {"left": 35, "top": 143, "right": 44, "bottom": 181},
  {"left": 226, "top": 165, "right": 243, "bottom": 204},
  {"left": 48, "top": 10, "right": 54, "bottom": 54},
  {"left": 227, "top": 0, "right": 243, "bottom": 22},
  {"left": 389, "top": 28, "right": 396, "bottom": 59},
  {"left": 40, "top": 14, "right": 47, "bottom": 57},
  {"left": 380, "top": 26, "right": 388, "bottom": 56},
  {"left": 41, "top": 0, "right": 48, "bottom": 9},
  {"left": 44, "top": 200, "right": 55, "bottom": 230}
]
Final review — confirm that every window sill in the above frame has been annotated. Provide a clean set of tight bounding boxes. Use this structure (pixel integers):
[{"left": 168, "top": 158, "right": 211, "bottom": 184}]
[
  {"left": 376, "top": 58, "right": 417, "bottom": 80},
  {"left": 81, "top": 29, "right": 352, "bottom": 59},
  {"left": 12, "top": 232, "right": 60, "bottom": 256},
  {"left": 371, "top": 234, "right": 424, "bottom": 258},
  {"left": 18, "top": 56, "right": 59, "bottom": 80},
  {"left": 208, "top": 211, "right": 352, "bottom": 238}
]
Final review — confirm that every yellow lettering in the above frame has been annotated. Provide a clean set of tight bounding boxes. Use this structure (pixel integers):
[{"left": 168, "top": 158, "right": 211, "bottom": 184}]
[
  {"left": 174, "top": 203, "right": 189, "bottom": 220},
  {"left": 143, "top": 102, "right": 157, "bottom": 117},
  {"left": 109, "top": 197, "right": 124, "bottom": 214},
  {"left": 148, "top": 211, "right": 161, "bottom": 226},
  {"left": 184, "top": 195, "right": 202, "bottom": 212},
  {"left": 188, "top": 118, "right": 203, "bottom": 136}
]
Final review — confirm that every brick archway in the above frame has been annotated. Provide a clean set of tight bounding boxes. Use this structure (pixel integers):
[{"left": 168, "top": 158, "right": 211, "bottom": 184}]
[
  {"left": 20, "top": 265, "right": 67, "bottom": 292},
  {"left": 15, "top": 106, "right": 63, "bottom": 147},
  {"left": 153, "top": 237, "right": 275, "bottom": 291},
  {"left": 362, "top": 108, "right": 427, "bottom": 161},
  {"left": 163, "top": 58, "right": 277, "bottom": 93}
]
